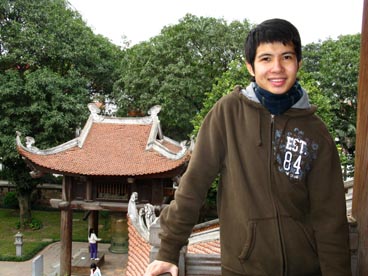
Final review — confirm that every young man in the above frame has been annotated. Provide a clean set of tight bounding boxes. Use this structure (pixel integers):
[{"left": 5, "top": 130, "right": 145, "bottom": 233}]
[{"left": 144, "top": 18, "right": 351, "bottom": 276}]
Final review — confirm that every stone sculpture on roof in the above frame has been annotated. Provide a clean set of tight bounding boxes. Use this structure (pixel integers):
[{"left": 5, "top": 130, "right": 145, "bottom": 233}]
[
  {"left": 128, "top": 192, "right": 159, "bottom": 240},
  {"left": 128, "top": 192, "right": 139, "bottom": 222}
]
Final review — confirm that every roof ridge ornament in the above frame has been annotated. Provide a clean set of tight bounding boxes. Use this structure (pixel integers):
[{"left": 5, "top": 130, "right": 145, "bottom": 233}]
[
  {"left": 147, "top": 105, "right": 161, "bottom": 118},
  {"left": 88, "top": 102, "right": 103, "bottom": 122},
  {"left": 16, "top": 132, "right": 40, "bottom": 152},
  {"left": 16, "top": 131, "right": 79, "bottom": 155},
  {"left": 25, "top": 136, "right": 37, "bottom": 150}
]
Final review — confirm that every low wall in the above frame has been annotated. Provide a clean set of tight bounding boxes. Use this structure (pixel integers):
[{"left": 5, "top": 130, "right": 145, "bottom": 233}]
[{"left": 0, "top": 181, "right": 61, "bottom": 207}]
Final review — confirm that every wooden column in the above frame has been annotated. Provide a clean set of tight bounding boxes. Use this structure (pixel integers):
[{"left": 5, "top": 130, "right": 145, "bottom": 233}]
[
  {"left": 89, "top": 211, "right": 99, "bottom": 234},
  {"left": 60, "top": 176, "right": 73, "bottom": 276},
  {"left": 151, "top": 179, "right": 164, "bottom": 205},
  {"left": 352, "top": 0, "right": 368, "bottom": 275},
  {"left": 86, "top": 178, "right": 99, "bottom": 236},
  {"left": 86, "top": 178, "right": 93, "bottom": 201}
]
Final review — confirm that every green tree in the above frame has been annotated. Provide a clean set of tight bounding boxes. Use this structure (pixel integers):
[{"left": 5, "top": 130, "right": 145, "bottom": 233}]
[
  {"left": 0, "top": 0, "right": 122, "bottom": 227},
  {"left": 113, "top": 14, "right": 252, "bottom": 139},
  {"left": 301, "top": 34, "right": 360, "bottom": 178},
  {"left": 191, "top": 60, "right": 250, "bottom": 136},
  {"left": 190, "top": 60, "right": 250, "bottom": 216}
]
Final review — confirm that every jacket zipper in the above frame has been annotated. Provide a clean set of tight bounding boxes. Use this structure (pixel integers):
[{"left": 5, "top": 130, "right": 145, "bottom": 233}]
[{"left": 269, "top": 114, "right": 286, "bottom": 276}]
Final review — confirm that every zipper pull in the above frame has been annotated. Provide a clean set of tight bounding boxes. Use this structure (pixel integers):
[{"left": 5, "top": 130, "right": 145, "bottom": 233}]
[{"left": 271, "top": 114, "right": 275, "bottom": 125}]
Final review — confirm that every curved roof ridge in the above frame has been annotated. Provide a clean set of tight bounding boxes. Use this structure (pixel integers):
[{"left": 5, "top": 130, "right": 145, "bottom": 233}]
[
  {"left": 16, "top": 131, "right": 79, "bottom": 156},
  {"left": 16, "top": 104, "right": 192, "bottom": 176}
]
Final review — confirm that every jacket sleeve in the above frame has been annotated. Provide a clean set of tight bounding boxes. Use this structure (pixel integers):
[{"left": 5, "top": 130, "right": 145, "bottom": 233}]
[
  {"left": 156, "top": 102, "right": 225, "bottom": 265},
  {"left": 307, "top": 129, "right": 351, "bottom": 275}
]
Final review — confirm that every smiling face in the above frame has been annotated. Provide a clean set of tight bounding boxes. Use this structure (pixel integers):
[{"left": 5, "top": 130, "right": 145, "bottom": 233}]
[{"left": 246, "top": 42, "right": 301, "bottom": 95}]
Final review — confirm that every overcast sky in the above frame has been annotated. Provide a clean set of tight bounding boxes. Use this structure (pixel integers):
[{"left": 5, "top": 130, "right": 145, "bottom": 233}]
[{"left": 68, "top": 0, "right": 364, "bottom": 46}]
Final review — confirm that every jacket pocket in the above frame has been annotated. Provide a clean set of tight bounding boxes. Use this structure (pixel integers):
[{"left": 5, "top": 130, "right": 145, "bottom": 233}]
[
  {"left": 238, "top": 221, "right": 256, "bottom": 262},
  {"left": 282, "top": 217, "right": 321, "bottom": 275},
  {"left": 295, "top": 220, "right": 317, "bottom": 254}
]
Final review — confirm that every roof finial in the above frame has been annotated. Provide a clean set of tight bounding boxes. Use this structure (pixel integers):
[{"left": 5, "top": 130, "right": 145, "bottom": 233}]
[
  {"left": 88, "top": 103, "right": 103, "bottom": 121},
  {"left": 25, "top": 136, "right": 36, "bottom": 149},
  {"left": 148, "top": 105, "right": 161, "bottom": 118}
]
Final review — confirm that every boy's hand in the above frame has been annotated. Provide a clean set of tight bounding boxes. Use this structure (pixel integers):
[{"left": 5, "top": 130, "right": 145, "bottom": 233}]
[{"left": 143, "top": 260, "right": 178, "bottom": 276}]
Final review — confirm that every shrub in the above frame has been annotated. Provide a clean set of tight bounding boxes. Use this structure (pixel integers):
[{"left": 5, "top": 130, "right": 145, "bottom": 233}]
[
  {"left": 3, "top": 192, "right": 18, "bottom": 209},
  {"left": 29, "top": 218, "right": 43, "bottom": 230},
  {"left": 16, "top": 218, "right": 43, "bottom": 230}
]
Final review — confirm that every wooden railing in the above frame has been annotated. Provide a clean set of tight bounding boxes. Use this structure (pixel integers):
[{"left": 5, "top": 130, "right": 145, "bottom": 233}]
[{"left": 96, "top": 182, "right": 129, "bottom": 201}]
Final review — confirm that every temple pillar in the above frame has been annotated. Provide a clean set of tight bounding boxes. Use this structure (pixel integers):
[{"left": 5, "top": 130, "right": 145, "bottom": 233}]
[
  {"left": 59, "top": 176, "right": 73, "bottom": 276},
  {"left": 151, "top": 179, "right": 163, "bottom": 205},
  {"left": 89, "top": 211, "right": 99, "bottom": 235}
]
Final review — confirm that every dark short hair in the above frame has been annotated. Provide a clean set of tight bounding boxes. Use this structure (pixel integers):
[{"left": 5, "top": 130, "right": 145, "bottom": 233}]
[
  {"left": 245, "top": 18, "right": 302, "bottom": 69},
  {"left": 90, "top": 263, "right": 97, "bottom": 269}
]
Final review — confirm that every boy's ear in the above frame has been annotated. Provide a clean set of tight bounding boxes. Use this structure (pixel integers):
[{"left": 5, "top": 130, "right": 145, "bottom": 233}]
[
  {"left": 298, "top": 60, "right": 302, "bottom": 69},
  {"left": 246, "top": 62, "right": 255, "bottom": 77}
]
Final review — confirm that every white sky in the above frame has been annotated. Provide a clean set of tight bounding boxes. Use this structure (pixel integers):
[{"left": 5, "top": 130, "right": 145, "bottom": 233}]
[{"left": 68, "top": 0, "right": 364, "bottom": 47}]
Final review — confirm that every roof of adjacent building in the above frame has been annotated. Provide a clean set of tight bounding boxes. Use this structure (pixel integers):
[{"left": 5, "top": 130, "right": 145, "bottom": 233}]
[
  {"left": 16, "top": 104, "right": 191, "bottom": 177},
  {"left": 126, "top": 216, "right": 220, "bottom": 276}
]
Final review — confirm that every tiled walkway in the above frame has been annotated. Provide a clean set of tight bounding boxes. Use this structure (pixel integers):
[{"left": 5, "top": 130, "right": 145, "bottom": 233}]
[{"left": 0, "top": 242, "right": 128, "bottom": 275}]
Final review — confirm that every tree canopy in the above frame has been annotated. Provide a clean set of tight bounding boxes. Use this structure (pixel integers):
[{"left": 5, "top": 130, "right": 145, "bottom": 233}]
[
  {"left": 113, "top": 14, "right": 252, "bottom": 140},
  {"left": 0, "top": 0, "right": 122, "bottom": 227},
  {"left": 300, "top": 34, "right": 360, "bottom": 178}
]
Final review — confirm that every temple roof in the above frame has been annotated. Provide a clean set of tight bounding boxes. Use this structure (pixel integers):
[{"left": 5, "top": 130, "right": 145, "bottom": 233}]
[{"left": 16, "top": 104, "right": 191, "bottom": 177}]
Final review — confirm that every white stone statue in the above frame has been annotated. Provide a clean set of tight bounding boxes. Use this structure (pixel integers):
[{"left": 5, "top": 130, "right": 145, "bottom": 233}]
[
  {"left": 138, "top": 203, "right": 158, "bottom": 231},
  {"left": 144, "top": 204, "right": 158, "bottom": 230},
  {"left": 127, "top": 192, "right": 139, "bottom": 222}
]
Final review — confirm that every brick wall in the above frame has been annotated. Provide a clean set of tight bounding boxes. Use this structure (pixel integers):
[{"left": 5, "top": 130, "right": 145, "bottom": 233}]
[{"left": 126, "top": 217, "right": 151, "bottom": 276}]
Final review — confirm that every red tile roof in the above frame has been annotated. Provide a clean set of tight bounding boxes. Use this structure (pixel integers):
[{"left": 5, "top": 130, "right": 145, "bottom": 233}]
[
  {"left": 188, "top": 240, "right": 221, "bottom": 254},
  {"left": 125, "top": 216, "right": 220, "bottom": 275},
  {"left": 17, "top": 111, "right": 190, "bottom": 176}
]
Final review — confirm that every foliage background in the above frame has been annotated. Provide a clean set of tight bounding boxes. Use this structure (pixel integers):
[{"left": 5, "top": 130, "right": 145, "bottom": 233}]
[{"left": 113, "top": 14, "right": 252, "bottom": 139}]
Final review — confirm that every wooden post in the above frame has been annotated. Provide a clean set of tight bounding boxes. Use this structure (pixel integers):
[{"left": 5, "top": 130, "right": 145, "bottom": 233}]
[
  {"left": 60, "top": 176, "right": 73, "bottom": 276},
  {"left": 86, "top": 178, "right": 93, "bottom": 201},
  {"left": 86, "top": 178, "right": 94, "bottom": 231},
  {"left": 352, "top": 0, "right": 368, "bottom": 275},
  {"left": 86, "top": 178, "right": 100, "bottom": 253},
  {"left": 151, "top": 179, "right": 164, "bottom": 205},
  {"left": 89, "top": 211, "right": 99, "bottom": 234}
]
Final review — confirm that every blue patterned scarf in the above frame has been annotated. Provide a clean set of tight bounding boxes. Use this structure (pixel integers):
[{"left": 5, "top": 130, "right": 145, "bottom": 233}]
[{"left": 254, "top": 82, "right": 303, "bottom": 115}]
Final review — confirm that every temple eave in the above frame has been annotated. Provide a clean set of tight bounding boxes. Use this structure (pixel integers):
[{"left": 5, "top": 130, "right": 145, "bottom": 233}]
[{"left": 20, "top": 156, "right": 188, "bottom": 178}]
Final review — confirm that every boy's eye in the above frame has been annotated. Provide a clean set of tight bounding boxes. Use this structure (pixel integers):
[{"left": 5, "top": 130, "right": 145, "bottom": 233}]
[
  {"left": 283, "top": 55, "right": 293, "bottom": 60},
  {"left": 260, "top": 56, "right": 271, "bottom": 62}
]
